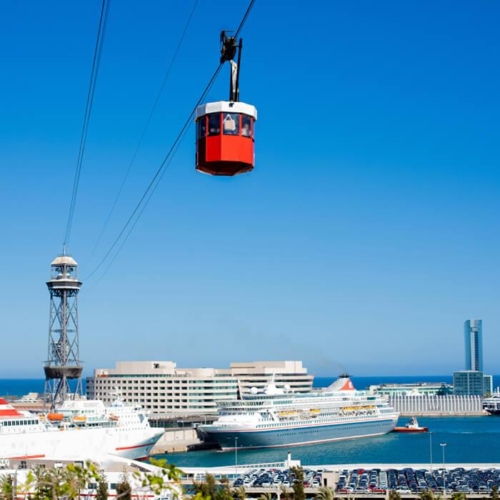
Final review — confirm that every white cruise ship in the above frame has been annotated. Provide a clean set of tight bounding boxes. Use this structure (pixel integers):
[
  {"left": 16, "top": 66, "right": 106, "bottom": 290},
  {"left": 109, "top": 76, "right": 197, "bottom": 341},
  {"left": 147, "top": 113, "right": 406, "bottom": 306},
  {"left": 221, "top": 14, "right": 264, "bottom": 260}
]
[
  {"left": 0, "top": 397, "right": 164, "bottom": 461},
  {"left": 196, "top": 374, "right": 399, "bottom": 450}
]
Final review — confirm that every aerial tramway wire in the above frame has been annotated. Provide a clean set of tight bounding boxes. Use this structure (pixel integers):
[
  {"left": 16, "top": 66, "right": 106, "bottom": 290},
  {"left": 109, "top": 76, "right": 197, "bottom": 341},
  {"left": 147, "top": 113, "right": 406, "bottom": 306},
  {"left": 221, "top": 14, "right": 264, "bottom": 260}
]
[
  {"left": 86, "top": 0, "right": 200, "bottom": 264},
  {"left": 84, "top": 65, "right": 223, "bottom": 282},
  {"left": 84, "top": 0, "right": 256, "bottom": 282},
  {"left": 63, "top": 0, "right": 112, "bottom": 251}
]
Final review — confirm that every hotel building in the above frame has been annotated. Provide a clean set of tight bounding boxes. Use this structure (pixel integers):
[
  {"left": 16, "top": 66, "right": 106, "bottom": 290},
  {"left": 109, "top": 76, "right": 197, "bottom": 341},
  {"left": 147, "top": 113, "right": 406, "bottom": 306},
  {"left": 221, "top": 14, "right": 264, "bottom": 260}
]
[{"left": 86, "top": 360, "right": 313, "bottom": 416}]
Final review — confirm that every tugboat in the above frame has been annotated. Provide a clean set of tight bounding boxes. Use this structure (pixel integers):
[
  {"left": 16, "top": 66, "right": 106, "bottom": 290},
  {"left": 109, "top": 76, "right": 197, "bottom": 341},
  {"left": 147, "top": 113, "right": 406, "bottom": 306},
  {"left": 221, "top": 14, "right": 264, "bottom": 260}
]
[
  {"left": 393, "top": 416, "right": 429, "bottom": 433},
  {"left": 483, "top": 393, "right": 500, "bottom": 415}
]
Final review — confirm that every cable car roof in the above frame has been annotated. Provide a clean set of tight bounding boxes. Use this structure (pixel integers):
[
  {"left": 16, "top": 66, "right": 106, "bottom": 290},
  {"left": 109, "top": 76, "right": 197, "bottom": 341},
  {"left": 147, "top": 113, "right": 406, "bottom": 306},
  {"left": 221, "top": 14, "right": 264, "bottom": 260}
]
[{"left": 195, "top": 101, "right": 257, "bottom": 120}]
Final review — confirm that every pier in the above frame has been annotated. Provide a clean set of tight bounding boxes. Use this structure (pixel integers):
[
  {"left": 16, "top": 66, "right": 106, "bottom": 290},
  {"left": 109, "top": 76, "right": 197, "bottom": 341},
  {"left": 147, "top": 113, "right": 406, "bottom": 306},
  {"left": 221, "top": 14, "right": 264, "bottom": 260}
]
[{"left": 151, "top": 427, "right": 201, "bottom": 453}]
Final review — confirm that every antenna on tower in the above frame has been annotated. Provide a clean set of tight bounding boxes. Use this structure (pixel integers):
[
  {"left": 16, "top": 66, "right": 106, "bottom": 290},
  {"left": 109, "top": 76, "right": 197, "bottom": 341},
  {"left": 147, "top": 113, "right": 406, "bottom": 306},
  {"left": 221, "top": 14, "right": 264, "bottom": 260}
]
[{"left": 44, "top": 254, "right": 83, "bottom": 409}]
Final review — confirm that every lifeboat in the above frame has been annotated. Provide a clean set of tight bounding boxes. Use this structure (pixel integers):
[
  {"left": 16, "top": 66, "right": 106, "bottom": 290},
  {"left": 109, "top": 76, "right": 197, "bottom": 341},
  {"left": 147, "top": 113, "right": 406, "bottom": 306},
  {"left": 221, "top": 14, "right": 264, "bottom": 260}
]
[
  {"left": 195, "top": 32, "right": 257, "bottom": 177},
  {"left": 72, "top": 415, "right": 87, "bottom": 423},
  {"left": 109, "top": 414, "right": 119, "bottom": 422},
  {"left": 393, "top": 417, "right": 429, "bottom": 433},
  {"left": 47, "top": 413, "right": 63, "bottom": 422}
]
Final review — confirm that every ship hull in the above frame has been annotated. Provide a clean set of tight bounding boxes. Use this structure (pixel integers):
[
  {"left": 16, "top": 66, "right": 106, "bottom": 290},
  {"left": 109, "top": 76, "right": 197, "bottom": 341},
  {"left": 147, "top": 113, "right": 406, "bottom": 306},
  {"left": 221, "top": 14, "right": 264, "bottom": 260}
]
[
  {"left": 197, "top": 417, "right": 397, "bottom": 451},
  {"left": 393, "top": 427, "right": 428, "bottom": 433},
  {"left": 0, "top": 427, "right": 164, "bottom": 461},
  {"left": 485, "top": 409, "right": 500, "bottom": 416}
]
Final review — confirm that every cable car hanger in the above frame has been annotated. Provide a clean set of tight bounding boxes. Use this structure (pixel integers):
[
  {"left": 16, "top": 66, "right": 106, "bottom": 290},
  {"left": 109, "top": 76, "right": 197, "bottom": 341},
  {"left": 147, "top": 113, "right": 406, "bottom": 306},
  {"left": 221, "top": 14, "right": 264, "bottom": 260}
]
[
  {"left": 220, "top": 30, "right": 242, "bottom": 103},
  {"left": 194, "top": 31, "right": 258, "bottom": 176}
]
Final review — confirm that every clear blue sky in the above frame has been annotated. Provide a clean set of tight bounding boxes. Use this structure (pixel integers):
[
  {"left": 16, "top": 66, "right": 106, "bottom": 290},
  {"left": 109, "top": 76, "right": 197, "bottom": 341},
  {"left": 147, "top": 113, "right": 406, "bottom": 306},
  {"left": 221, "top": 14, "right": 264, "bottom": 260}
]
[{"left": 0, "top": 0, "right": 499, "bottom": 378}]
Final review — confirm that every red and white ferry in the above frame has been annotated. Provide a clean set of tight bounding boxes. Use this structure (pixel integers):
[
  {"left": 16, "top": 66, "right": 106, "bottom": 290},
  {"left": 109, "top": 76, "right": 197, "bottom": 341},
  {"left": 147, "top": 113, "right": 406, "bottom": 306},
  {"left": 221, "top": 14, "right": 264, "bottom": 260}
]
[{"left": 0, "top": 397, "right": 164, "bottom": 461}]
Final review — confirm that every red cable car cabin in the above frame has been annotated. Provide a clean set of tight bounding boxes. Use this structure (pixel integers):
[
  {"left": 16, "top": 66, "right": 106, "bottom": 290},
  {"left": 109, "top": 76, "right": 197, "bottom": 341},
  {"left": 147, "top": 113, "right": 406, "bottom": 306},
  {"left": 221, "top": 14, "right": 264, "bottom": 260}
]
[{"left": 195, "top": 101, "right": 257, "bottom": 176}]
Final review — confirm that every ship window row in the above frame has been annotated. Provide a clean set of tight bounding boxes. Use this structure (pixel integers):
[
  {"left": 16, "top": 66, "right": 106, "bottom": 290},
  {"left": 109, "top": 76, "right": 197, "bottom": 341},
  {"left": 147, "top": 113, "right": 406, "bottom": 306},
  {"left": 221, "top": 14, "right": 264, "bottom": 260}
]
[
  {"left": 256, "top": 415, "right": 378, "bottom": 428},
  {"left": 0, "top": 419, "right": 38, "bottom": 426},
  {"left": 270, "top": 423, "right": 382, "bottom": 437}
]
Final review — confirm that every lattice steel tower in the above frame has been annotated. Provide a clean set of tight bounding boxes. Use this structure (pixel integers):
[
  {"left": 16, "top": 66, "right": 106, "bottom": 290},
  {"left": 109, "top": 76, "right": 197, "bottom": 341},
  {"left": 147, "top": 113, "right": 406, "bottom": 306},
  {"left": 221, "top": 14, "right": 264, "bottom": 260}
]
[{"left": 44, "top": 254, "right": 83, "bottom": 408}]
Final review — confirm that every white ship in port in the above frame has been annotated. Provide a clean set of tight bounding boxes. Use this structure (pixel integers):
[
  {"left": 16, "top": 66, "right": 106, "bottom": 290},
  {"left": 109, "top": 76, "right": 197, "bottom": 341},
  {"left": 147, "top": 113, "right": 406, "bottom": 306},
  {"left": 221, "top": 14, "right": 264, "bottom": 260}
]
[
  {"left": 0, "top": 396, "right": 164, "bottom": 461},
  {"left": 196, "top": 374, "right": 399, "bottom": 450}
]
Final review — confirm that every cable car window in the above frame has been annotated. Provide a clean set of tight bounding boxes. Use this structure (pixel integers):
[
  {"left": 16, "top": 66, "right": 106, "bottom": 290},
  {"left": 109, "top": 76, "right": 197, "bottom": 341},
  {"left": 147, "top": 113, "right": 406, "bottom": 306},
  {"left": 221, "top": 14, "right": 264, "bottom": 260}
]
[
  {"left": 223, "top": 113, "right": 240, "bottom": 135},
  {"left": 197, "top": 117, "right": 207, "bottom": 139},
  {"left": 208, "top": 114, "right": 220, "bottom": 136},
  {"left": 241, "top": 115, "right": 252, "bottom": 138}
]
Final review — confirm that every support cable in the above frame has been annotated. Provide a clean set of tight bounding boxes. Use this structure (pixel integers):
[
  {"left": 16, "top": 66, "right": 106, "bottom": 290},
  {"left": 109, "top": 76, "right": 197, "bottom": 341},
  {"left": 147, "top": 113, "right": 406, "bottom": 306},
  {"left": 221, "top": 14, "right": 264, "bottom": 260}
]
[
  {"left": 86, "top": 0, "right": 200, "bottom": 264},
  {"left": 84, "top": 0, "right": 256, "bottom": 281},
  {"left": 63, "top": 0, "right": 112, "bottom": 251}
]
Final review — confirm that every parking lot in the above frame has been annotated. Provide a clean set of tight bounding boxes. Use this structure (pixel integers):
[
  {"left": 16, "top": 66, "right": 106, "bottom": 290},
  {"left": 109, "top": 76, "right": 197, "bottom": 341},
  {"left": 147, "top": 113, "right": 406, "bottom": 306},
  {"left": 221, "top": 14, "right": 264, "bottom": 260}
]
[
  {"left": 233, "top": 467, "right": 323, "bottom": 489},
  {"left": 336, "top": 467, "right": 500, "bottom": 495}
]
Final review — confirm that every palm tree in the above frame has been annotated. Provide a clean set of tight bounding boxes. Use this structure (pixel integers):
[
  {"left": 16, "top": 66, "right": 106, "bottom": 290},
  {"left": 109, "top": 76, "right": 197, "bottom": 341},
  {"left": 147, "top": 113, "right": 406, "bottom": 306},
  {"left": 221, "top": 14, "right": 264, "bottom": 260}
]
[
  {"left": 0, "top": 474, "right": 14, "bottom": 500},
  {"left": 95, "top": 477, "right": 108, "bottom": 500},
  {"left": 233, "top": 485, "right": 247, "bottom": 500},
  {"left": 389, "top": 491, "right": 402, "bottom": 500},
  {"left": 257, "top": 493, "right": 273, "bottom": 500},
  {"left": 291, "top": 467, "right": 305, "bottom": 500},
  {"left": 137, "top": 458, "right": 184, "bottom": 500},
  {"left": 420, "top": 490, "right": 435, "bottom": 500},
  {"left": 115, "top": 474, "right": 132, "bottom": 500},
  {"left": 193, "top": 473, "right": 218, "bottom": 499},
  {"left": 315, "top": 486, "right": 334, "bottom": 500}
]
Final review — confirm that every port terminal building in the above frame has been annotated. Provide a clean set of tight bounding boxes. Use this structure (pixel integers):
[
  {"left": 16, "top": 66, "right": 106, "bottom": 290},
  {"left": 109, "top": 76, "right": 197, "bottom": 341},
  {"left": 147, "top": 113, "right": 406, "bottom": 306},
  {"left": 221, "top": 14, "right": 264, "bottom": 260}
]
[
  {"left": 368, "top": 383, "right": 483, "bottom": 416},
  {"left": 86, "top": 360, "right": 313, "bottom": 420},
  {"left": 368, "top": 382, "right": 452, "bottom": 397}
]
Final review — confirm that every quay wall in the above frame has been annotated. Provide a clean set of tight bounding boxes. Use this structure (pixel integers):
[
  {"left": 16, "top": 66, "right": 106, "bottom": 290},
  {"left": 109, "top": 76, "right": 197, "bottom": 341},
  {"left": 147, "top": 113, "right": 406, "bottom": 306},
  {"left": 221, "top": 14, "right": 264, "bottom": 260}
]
[{"left": 151, "top": 428, "right": 200, "bottom": 454}]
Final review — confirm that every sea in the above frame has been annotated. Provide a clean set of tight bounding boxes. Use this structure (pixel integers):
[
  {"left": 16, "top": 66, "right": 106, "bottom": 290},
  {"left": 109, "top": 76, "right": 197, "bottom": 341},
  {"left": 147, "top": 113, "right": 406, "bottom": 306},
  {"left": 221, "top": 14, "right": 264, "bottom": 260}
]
[{"left": 3, "top": 376, "right": 500, "bottom": 467}]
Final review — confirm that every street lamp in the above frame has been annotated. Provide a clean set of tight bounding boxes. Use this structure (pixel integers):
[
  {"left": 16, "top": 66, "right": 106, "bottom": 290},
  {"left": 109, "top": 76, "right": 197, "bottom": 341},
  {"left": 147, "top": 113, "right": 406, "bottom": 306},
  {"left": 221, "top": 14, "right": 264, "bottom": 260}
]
[
  {"left": 275, "top": 483, "right": 282, "bottom": 500},
  {"left": 429, "top": 432, "right": 433, "bottom": 472},
  {"left": 235, "top": 437, "right": 238, "bottom": 478},
  {"left": 440, "top": 443, "right": 447, "bottom": 495}
]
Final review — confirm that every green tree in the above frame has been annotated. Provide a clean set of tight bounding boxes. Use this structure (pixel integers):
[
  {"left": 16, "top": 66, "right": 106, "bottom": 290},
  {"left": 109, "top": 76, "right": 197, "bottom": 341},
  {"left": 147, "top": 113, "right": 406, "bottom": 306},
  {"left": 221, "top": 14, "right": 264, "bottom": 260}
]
[
  {"left": 450, "top": 493, "right": 467, "bottom": 500},
  {"left": 233, "top": 485, "right": 246, "bottom": 500},
  {"left": 0, "top": 474, "right": 14, "bottom": 500},
  {"left": 291, "top": 467, "right": 305, "bottom": 500},
  {"left": 315, "top": 486, "right": 334, "bottom": 500},
  {"left": 191, "top": 474, "right": 239, "bottom": 500},
  {"left": 420, "top": 490, "right": 435, "bottom": 500},
  {"left": 217, "top": 476, "right": 233, "bottom": 500},
  {"left": 389, "top": 491, "right": 402, "bottom": 500},
  {"left": 95, "top": 476, "right": 108, "bottom": 500},
  {"left": 193, "top": 473, "right": 218, "bottom": 499},
  {"left": 23, "top": 461, "right": 103, "bottom": 500},
  {"left": 136, "top": 458, "right": 184, "bottom": 500},
  {"left": 491, "top": 486, "right": 500, "bottom": 500},
  {"left": 257, "top": 493, "right": 273, "bottom": 500},
  {"left": 115, "top": 475, "right": 131, "bottom": 500}
]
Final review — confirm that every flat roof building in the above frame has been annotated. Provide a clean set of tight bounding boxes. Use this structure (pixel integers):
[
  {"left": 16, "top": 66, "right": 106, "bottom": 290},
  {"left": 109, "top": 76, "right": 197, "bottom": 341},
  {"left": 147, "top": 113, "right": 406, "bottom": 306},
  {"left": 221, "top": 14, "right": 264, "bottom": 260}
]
[
  {"left": 86, "top": 360, "right": 313, "bottom": 417},
  {"left": 453, "top": 370, "right": 487, "bottom": 396}
]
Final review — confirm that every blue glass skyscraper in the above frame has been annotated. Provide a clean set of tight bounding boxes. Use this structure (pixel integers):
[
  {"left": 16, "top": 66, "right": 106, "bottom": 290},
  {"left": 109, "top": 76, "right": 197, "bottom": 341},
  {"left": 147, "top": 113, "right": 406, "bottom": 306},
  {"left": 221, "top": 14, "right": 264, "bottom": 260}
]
[{"left": 464, "top": 319, "right": 483, "bottom": 371}]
